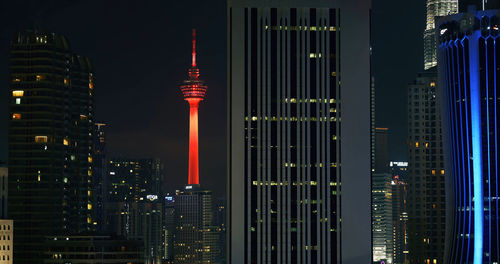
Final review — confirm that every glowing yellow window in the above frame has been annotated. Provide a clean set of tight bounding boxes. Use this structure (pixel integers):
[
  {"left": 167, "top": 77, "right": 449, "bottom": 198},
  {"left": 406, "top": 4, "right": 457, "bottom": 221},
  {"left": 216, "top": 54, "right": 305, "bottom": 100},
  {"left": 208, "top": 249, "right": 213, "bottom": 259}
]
[
  {"left": 441, "top": 169, "right": 445, "bottom": 175},
  {"left": 88, "top": 156, "right": 93, "bottom": 163},
  {"left": 87, "top": 203, "right": 92, "bottom": 210},
  {"left": 415, "top": 142, "right": 419, "bottom": 148},
  {"left": 35, "top": 136, "right": 48, "bottom": 143},
  {"left": 36, "top": 75, "right": 43, "bottom": 81},
  {"left": 88, "top": 170, "right": 92, "bottom": 176},
  {"left": 87, "top": 217, "right": 92, "bottom": 223},
  {"left": 63, "top": 138, "right": 69, "bottom": 146},
  {"left": 13, "top": 77, "right": 21, "bottom": 82},
  {"left": 430, "top": 82, "right": 436, "bottom": 87},
  {"left": 12, "top": 90, "right": 24, "bottom": 97},
  {"left": 89, "top": 82, "right": 94, "bottom": 89},
  {"left": 432, "top": 170, "right": 436, "bottom": 175},
  {"left": 12, "top": 113, "right": 21, "bottom": 120},
  {"left": 80, "top": 115, "right": 88, "bottom": 120}
]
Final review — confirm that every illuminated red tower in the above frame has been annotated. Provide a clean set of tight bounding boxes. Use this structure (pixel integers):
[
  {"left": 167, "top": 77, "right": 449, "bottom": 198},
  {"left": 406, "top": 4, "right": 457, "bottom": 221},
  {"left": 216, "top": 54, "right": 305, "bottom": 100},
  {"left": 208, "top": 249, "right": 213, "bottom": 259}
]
[{"left": 181, "top": 29, "right": 207, "bottom": 185}]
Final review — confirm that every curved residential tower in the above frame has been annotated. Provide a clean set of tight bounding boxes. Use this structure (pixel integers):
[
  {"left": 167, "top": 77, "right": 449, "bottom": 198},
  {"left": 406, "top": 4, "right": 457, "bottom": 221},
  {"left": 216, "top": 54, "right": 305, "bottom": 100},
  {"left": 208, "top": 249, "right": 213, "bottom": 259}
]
[{"left": 181, "top": 29, "right": 207, "bottom": 185}]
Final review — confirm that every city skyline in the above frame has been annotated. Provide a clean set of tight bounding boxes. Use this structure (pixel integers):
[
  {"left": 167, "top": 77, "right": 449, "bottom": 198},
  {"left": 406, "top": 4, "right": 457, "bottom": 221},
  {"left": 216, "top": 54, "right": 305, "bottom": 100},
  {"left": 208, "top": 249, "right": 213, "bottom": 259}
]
[{"left": 0, "top": 0, "right": 425, "bottom": 198}]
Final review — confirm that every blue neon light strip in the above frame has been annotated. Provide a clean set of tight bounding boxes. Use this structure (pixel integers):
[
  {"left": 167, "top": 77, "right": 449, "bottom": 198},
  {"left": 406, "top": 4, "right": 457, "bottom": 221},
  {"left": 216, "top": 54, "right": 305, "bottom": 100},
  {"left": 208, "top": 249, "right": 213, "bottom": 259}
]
[{"left": 469, "top": 32, "right": 483, "bottom": 264}]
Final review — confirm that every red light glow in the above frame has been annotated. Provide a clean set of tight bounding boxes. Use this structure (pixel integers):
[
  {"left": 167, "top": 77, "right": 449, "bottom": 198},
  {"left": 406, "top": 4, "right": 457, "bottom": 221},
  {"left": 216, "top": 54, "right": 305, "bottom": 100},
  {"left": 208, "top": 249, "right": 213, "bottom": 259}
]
[{"left": 180, "top": 29, "right": 207, "bottom": 185}]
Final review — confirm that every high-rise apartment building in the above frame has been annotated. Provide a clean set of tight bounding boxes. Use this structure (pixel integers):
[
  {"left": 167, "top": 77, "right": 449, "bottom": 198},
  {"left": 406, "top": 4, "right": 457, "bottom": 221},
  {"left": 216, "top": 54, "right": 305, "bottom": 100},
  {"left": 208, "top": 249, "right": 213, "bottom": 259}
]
[
  {"left": 423, "top": 0, "right": 458, "bottom": 70},
  {"left": 227, "top": 1, "right": 371, "bottom": 263},
  {"left": 8, "top": 30, "right": 95, "bottom": 263},
  {"left": 174, "top": 186, "right": 217, "bottom": 264},
  {"left": 407, "top": 69, "right": 446, "bottom": 264},
  {"left": 437, "top": 9, "right": 500, "bottom": 264},
  {"left": 93, "top": 122, "right": 107, "bottom": 232}
]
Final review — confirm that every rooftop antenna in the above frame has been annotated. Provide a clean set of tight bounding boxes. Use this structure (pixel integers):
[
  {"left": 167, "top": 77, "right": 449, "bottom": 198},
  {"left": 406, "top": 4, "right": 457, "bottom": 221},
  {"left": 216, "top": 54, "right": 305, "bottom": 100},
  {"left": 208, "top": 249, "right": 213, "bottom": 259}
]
[{"left": 192, "top": 29, "right": 196, "bottom": 68}]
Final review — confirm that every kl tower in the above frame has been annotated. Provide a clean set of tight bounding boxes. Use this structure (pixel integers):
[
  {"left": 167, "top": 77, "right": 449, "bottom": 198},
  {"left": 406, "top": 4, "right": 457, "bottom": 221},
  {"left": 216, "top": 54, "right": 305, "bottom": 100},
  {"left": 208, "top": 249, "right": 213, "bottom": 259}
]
[{"left": 180, "top": 29, "right": 207, "bottom": 185}]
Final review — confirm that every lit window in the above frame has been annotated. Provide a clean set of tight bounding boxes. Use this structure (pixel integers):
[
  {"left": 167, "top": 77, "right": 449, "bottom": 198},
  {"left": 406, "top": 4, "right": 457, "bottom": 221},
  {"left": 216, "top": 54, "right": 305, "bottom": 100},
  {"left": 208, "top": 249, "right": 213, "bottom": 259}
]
[
  {"left": 88, "top": 156, "right": 93, "bottom": 163},
  {"left": 12, "top": 90, "right": 24, "bottom": 97},
  {"left": 80, "top": 115, "right": 88, "bottom": 120},
  {"left": 35, "top": 136, "right": 48, "bottom": 143},
  {"left": 431, "top": 170, "right": 436, "bottom": 175},
  {"left": 88, "top": 170, "right": 92, "bottom": 176},
  {"left": 64, "top": 78, "right": 69, "bottom": 85},
  {"left": 13, "top": 77, "right": 21, "bottom": 82},
  {"left": 36, "top": 75, "right": 43, "bottom": 81},
  {"left": 12, "top": 113, "right": 21, "bottom": 120},
  {"left": 63, "top": 138, "right": 69, "bottom": 146},
  {"left": 15, "top": 98, "right": 21, "bottom": 104},
  {"left": 87, "top": 217, "right": 92, "bottom": 224},
  {"left": 87, "top": 203, "right": 92, "bottom": 210},
  {"left": 441, "top": 169, "right": 445, "bottom": 175},
  {"left": 89, "top": 82, "right": 94, "bottom": 89},
  {"left": 430, "top": 82, "right": 436, "bottom": 87},
  {"left": 415, "top": 142, "right": 419, "bottom": 148}
]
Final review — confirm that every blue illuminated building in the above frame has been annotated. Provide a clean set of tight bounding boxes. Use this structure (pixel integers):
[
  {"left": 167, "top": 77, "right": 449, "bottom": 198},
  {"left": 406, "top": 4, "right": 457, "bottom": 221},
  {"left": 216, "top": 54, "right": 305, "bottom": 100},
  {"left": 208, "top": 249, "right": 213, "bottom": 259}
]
[{"left": 437, "top": 9, "right": 500, "bottom": 264}]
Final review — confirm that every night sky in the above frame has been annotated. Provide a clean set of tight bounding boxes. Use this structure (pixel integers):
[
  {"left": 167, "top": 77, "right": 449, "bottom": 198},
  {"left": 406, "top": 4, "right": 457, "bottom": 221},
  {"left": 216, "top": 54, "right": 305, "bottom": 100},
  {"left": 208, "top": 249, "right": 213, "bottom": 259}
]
[{"left": 0, "top": 0, "right": 425, "bottom": 197}]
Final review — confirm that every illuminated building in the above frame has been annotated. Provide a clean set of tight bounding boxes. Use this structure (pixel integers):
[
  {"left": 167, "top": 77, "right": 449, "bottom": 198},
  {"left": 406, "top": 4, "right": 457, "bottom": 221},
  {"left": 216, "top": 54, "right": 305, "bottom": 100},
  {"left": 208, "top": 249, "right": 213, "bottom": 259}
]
[
  {"left": 407, "top": 69, "right": 446, "bottom": 264},
  {"left": 437, "top": 9, "right": 500, "bottom": 264},
  {"left": 8, "top": 30, "right": 95, "bottom": 263},
  {"left": 106, "top": 159, "right": 163, "bottom": 203},
  {"left": 227, "top": 0, "right": 371, "bottom": 263},
  {"left": 423, "top": 0, "right": 458, "bottom": 70},
  {"left": 389, "top": 162, "right": 408, "bottom": 264},
  {"left": 372, "top": 173, "right": 393, "bottom": 264},
  {"left": 174, "top": 185, "right": 217, "bottom": 264},
  {"left": 163, "top": 195, "right": 176, "bottom": 262},
  {"left": 180, "top": 29, "right": 207, "bottom": 186},
  {"left": 43, "top": 235, "right": 144, "bottom": 263}
]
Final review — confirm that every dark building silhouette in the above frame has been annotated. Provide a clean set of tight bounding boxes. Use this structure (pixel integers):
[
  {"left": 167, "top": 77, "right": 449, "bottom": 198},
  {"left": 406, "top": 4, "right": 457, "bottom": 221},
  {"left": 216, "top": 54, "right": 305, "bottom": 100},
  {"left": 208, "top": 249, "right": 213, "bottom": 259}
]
[
  {"left": 459, "top": 0, "right": 500, "bottom": 12},
  {"left": 93, "top": 122, "right": 107, "bottom": 232},
  {"left": 437, "top": 8, "right": 500, "bottom": 264},
  {"left": 407, "top": 69, "right": 446, "bottom": 264},
  {"left": 8, "top": 30, "right": 95, "bottom": 263},
  {"left": 375, "top": 127, "right": 390, "bottom": 173}
]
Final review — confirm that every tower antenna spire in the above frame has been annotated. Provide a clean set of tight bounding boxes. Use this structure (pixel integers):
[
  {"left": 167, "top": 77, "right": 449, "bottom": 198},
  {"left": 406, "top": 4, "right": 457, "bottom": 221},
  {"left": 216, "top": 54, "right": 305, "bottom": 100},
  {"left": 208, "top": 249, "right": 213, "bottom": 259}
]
[{"left": 192, "top": 29, "right": 196, "bottom": 67}]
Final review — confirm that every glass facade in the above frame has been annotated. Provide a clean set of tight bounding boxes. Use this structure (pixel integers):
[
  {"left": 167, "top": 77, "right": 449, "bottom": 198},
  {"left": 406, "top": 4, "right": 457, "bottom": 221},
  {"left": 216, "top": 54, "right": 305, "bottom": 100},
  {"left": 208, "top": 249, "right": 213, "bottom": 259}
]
[{"left": 437, "top": 9, "right": 500, "bottom": 264}]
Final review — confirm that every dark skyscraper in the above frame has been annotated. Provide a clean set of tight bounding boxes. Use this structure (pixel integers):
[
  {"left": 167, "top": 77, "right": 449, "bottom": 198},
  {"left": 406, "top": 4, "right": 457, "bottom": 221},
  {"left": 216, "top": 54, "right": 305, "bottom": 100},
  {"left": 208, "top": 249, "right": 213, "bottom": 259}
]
[
  {"left": 437, "top": 9, "right": 500, "bottom": 264},
  {"left": 375, "top": 127, "right": 390, "bottom": 173},
  {"left": 93, "top": 122, "right": 107, "bottom": 232},
  {"left": 8, "top": 30, "right": 95, "bottom": 263},
  {"left": 227, "top": 0, "right": 371, "bottom": 263},
  {"left": 407, "top": 69, "right": 446, "bottom": 264},
  {"left": 459, "top": 0, "right": 500, "bottom": 12}
]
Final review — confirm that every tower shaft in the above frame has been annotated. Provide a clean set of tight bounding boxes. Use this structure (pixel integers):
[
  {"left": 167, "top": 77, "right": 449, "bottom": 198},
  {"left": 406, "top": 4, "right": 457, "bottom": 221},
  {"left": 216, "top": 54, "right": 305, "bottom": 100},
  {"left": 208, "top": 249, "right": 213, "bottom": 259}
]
[{"left": 188, "top": 98, "right": 201, "bottom": 185}]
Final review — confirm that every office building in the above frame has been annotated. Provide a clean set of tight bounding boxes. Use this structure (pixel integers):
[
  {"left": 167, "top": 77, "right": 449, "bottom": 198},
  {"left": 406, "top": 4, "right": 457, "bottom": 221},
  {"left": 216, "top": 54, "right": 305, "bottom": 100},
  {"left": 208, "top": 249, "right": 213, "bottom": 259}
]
[
  {"left": 0, "top": 220, "right": 13, "bottom": 264},
  {"left": 372, "top": 173, "right": 393, "bottom": 264},
  {"left": 8, "top": 30, "right": 95, "bottom": 263},
  {"left": 389, "top": 162, "right": 409, "bottom": 264},
  {"left": 227, "top": 0, "right": 371, "bottom": 263},
  {"left": 174, "top": 185, "right": 217, "bottom": 264},
  {"left": 437, "top": 9, "right": 500, "bottom": 264},
  {"left": 106, "top": 159, "right": 163, "bottom": 203},
  {"left": 407, "top": 69, "right": 446, "bottom": 264},
  {"left": 163, "top": 195, "right": 176, "bottom": 263},
  {"left": 423, "top": 0, "right": 458, "bottom": 70},
  {"left": 43, "top": 235, "right": 144, "bottom": 263},
  {"left": 375, "top": 127, "right": 390, "bottom": 173}
]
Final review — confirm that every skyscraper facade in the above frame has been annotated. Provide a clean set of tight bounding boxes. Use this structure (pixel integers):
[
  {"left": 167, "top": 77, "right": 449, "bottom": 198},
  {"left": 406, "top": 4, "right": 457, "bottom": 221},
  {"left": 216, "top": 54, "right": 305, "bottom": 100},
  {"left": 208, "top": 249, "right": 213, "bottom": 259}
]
[
  {"left": 389, "top": 162, "right": 409, "bottom": 264},
  {"left": 174, "top": 186, "right": 216, "bottom": 264},
  {"left": 407, "top": 69, "right": 446, "bottom": 264},
  {"left": 437, "top": 9, "right": 500, "bottom": 264},
  {"left": 423, "top": 0, "right": 458, "bottom": 70},
  {"left": 93, "top": 122, "right": 107, "bottom": 232},
  {"left": 372, "top": 172, "right": 393, "bottom": 264},
  {"left": 227, "top": 0, "right": 371, "bottom": 263},
  {"left": 8, "top": 30, "right": 95, "bottom": 263}
]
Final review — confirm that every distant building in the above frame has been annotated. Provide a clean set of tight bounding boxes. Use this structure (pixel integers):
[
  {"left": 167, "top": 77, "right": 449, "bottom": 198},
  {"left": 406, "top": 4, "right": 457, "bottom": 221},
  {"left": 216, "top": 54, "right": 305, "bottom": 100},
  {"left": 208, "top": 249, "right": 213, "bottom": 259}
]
[
  {"left": 423, "top": 0, "right": 458, "bottom": 70},
  {"left": 43, "top": 235, "right": 144, "bottom": 263},
  {"left": 437, "top": 8, "right": 500, "bottom": 264},
  {"left": 389, "top": 162, "right": 408, "bottom": 264},
  {"left": 0, "top": 168, "right": 7, "bottom": 219},
  {"left": 0, "top": 220, "right": 13, "bottom": 264},
  {"left": 8, "top": 30, "right": 95, "bottom": 263},
  {"left": 375, "top": 127, "right": 390, "bottom": 173},
  {"left": 459, "top": 0, "right": 500, "bottom": 11},
  {"left": 213, "top": 198, "right": 226, "bottom": 264},
  {"left": 407, "top": 69, "right": 446, "bottom": 264},
  {"left": 372, "top": 173, "right": 393, "bottom": 264},
  {"left": 107, "top": 159, "right": 163, "bottom": 203},
  {"left": 93, "top": 122, "right": 107, "bottom": 232},
  {"left": 174, "top": 185, "right": 217, "bottom": 264},
  {"left": 163, "top": 195, "right": 176, "bottom": 263}
]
